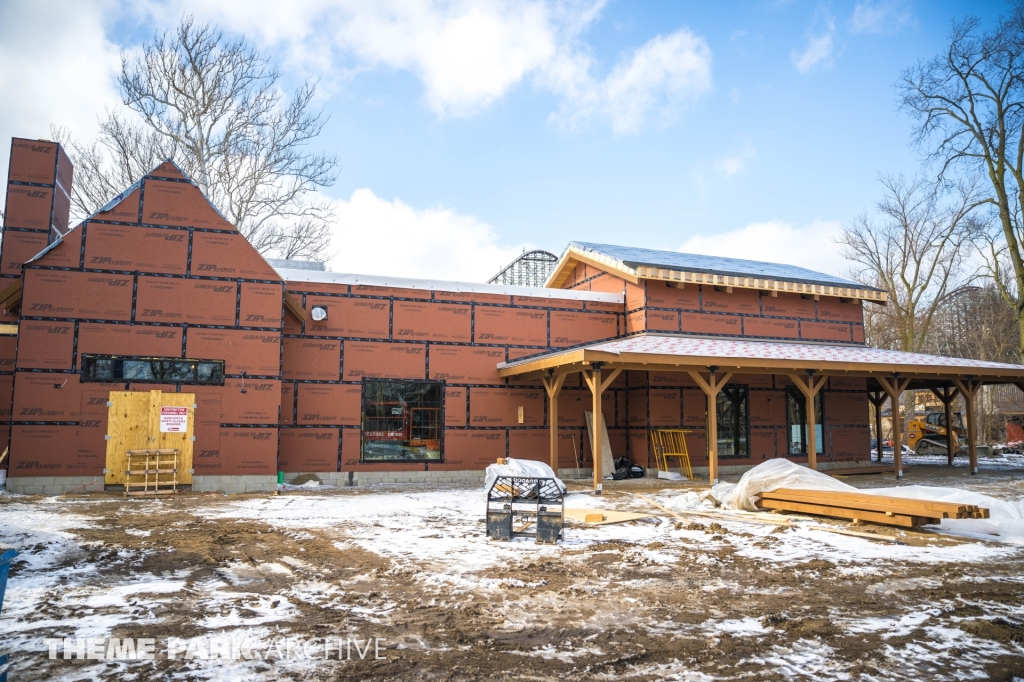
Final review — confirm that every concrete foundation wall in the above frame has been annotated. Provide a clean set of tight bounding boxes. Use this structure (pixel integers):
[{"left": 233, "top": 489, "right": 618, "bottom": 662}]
[
  {"left": 5, "top": 476, "right": 104, "bottom": 495},
  {"left": 192, "top": 475, "right": 277, "bottom": 493},
  {"left": 283, "top": 470, "right": 485, "bottom": 487}
]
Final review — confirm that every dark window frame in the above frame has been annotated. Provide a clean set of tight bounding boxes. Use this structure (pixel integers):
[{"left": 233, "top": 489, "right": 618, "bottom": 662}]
[
  {"left": 80, "top": 354, "right": 225, "bottom": 386},
  {"left": 715, "top": 385, "right": 750, "bottom": 459},
  {"left": 360, "top": 378, "right": 445, "bottom": 463},
  {"left": 785, "top": 387, "right": 824, "bottom": 456}
]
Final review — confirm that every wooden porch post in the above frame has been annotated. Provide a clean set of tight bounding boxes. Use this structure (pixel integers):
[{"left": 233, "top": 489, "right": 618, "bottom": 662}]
[
  {"left": 930, "top": 387, "right": 960, "bottom": 467},
  {"left": 582, "top": 364, "right": 622, "bottom": 491},
  {"left": 789, "top": 372, "right": 828, "bottom": 470},
  {"left": 877, "top": 374, "right": 910, "bottom": 479},
  {"left": 868, "top": 390, "right": 886, "bottom": 463},
  {"left": 688, "top": 367, "right": 734, "bottom": 485},
  {"left": 953, "top": 379, "right": 982, "bottom": 475},
  {"left": 542, "top": 371, "right": 567, "bottom": 474}
]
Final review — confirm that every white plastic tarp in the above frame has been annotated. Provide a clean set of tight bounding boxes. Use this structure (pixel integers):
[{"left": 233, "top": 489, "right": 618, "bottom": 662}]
[
  {"left": 728, "top": 459, "right": 851, "bottom": 511},
  {"left": 718, "top": 458, "right": 1024, "bottom": 541},
  {"left": 484, "top": 458, "right": 566, "bottom": 495}
]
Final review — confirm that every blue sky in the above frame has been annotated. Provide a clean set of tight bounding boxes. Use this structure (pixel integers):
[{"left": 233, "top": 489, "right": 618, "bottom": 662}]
[{"left": 0, "top": 0, "right": 1009, "bottom": 280}]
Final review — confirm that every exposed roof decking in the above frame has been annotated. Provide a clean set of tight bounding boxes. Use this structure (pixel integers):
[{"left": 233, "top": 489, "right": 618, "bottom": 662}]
[
  {"left": 497, "top": 333, "right": 1024, "bottom": 383},
  {"left": 546, "top": 242, "right": 887, "bottom": 303}
]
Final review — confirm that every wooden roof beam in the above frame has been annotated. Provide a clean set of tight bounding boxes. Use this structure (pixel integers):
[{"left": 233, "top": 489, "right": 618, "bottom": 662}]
[{"left": 284, "top": 291, "right": 306, "bottom": 322}]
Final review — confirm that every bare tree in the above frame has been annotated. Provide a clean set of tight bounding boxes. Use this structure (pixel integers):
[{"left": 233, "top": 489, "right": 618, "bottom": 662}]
[
  {"left": 924, "top": 284, "right": 1021, "bottom": 363},
  {"left": 839, "top": 175, "right": 981, "bottom": 353},
  {"left": 60, "top": 16, "right": 338, "bottom": 261},
  {"left": 898, "top": 4, "right": 1024, "bottom": 357},
  {"left": 53, "top": 115, "right": 178, "bottom": 218}
]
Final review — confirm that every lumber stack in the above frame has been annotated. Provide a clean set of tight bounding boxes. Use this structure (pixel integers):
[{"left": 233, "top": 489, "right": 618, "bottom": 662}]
[{"left": 755, "top": 488, "right": 989, "bottom": 528}]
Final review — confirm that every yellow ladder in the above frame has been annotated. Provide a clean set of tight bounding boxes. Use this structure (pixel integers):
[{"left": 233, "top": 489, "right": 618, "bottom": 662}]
[{"left": 650, "top": 429, "right": 694, "bottom": 479}]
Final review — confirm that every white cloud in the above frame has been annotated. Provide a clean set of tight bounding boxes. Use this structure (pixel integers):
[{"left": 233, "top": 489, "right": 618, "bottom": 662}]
[
  {"left": 715, "top": 142, "right": 755, "bottom": 178},
  {"left": 791, "top": 15, "right": 836, "bottom": 74},
  {"left": 327, "top": 188, "right": 528, "bottom": 281},
  {"left": 679, "top": 219, "right": 850, "bottom": 278},
  {"left": 335, "top": 2, "right": 566, "bottom": 117},
  {"left": 549, "top": 28, "right": 712, "bottom": 134},
  {"left": 0, "top": 0, "right": 121, "bottom": 186},
  {"left": 850, "top": 0, "right": 912, "bottom": 34},
  {"left": 159, "top": 0, "right": 711, "bottom": 133}
]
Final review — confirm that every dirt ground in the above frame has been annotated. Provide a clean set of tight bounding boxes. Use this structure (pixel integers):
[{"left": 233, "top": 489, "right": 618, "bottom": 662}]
[{"left": 2, "top": 458, "right": 1024, "bottom": 681}]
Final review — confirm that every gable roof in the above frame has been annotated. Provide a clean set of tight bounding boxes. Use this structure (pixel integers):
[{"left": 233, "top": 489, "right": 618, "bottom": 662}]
[
  {"left": 546, "top": 242, "right": 887, "bottom": 303},
  {"left": 25, "top": 159, "right": 280, "bottom": 282}
]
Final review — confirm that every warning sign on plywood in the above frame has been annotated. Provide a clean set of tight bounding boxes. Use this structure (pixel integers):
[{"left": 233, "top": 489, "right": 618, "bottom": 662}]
[{"left": 160, "top": 406, "right": 188, "bottom": 433}]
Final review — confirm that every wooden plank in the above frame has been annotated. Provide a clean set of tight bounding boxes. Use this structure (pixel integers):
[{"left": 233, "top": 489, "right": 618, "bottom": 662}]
[
  {"left": 802, "top": 523, "right": 901, "bottom": 543},
  {"left": 827, "top": 465, "right": 895, "bottom": 476},
  {"left": 105, "top": 391, "right": 152, "bottom": 485},
  {"left": 756, "top": 498, "right": 938, "bottom": 527},
  {"left": 284, "top": 291, "right": 306, "bottom": 322},
  {"left": 760, "top": 490, "right": 958, "bottom": 519},
  {"left": 767, "top": 488, "right": 973, "bottom": 516},
  {"left": 154, "top": 392, "right": 195, "bottom": 485},
  {"left": 565, "top": 508, "right": 657, "bottom": 525},
  {"left": 770, "top": 487, "right": 973, "bottom": 514},
  {"left": 636, "top": 493, "right": 792, "bottom": 527},
  {"left": 764, "top": 488, "right": 969, "bottom": 513},
  {"left": 0, "top": 279, "right": 22, "bottom": 312},
  {"left": 637, "top": 493, "right": 894, "bottom": 542}
]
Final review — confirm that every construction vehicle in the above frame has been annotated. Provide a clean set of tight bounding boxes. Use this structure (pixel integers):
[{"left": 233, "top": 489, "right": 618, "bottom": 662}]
[
  {"left": 907, "top": 411, "right": 966, "bottom": 457},
  {"left": 907, "top": 411, "right": 992, "bottom": 457}
]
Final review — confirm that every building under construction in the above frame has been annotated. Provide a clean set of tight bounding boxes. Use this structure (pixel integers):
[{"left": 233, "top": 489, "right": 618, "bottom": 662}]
[{"left": 3, "top": 137, "right": 1024, "bottom": 495}]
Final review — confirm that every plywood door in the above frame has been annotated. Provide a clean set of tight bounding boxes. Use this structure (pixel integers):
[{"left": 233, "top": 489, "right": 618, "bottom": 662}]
[
  {"left": 154, "top": 391, "right": 195, "bottom": 484},
  {"left": 104, "top": 390, "right": 196, "bottom": 485},
  {"left": 104, "top": 391, "right": 152, "bottom": 485}
]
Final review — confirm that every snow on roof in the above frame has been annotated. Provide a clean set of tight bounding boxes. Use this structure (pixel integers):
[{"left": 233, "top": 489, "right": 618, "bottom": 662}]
[
  {"left": 567, "top": 241, "right": 876, "bottom": 291},
  {"left": 275, "top": 268, "right": 625, "bottom": 303}
]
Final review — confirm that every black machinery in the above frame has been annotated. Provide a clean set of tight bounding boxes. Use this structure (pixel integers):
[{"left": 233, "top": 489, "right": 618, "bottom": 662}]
[{"left": 486, "top": 476, "right": 564, "bottom": 544}]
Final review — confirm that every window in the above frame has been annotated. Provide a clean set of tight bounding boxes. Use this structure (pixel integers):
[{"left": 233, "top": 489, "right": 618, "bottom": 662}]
[
  {"left": 81, "top": 355, "right": 225, "bottom": 385},
  {"left": 716, "top": 385, "right": 749, "bottom": 458},
  {"left": 361, "top": 379, "right": 443, "bottom": 462},
  {"left": 786, "top": 387, "right": 823, "bottom": 455}
]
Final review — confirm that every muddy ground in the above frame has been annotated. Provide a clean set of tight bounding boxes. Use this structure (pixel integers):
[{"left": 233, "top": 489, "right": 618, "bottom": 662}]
[{"left": 1, "top": 460, "right": 1023, "bottom": 681}]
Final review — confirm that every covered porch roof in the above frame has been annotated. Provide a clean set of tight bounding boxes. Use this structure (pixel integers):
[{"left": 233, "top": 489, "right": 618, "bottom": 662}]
[
  {"left": 498, "top": 333, "right": 1024, "bottom": 487},
  {"left": 497, "top": 333, "right": 1024, "bottom": 388}
]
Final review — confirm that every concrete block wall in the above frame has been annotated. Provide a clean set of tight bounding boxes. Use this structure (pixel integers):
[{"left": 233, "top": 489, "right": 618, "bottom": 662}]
[
  {"left": 5, "top": 475, "right": 104, "bottom": 495},
  {"left": 192, "top": 475, "right": 277, "bottom": 493},
  {"left": 284, "top": 469, "right": 485, "bottom": 487}
]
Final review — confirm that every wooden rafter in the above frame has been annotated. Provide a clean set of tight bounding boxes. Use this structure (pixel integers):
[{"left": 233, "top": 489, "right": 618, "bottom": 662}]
[
  {"left": 687, "top": 369, "right": 733, "bottom": 484},
  {"left": 930, "top": 386, "right": 961, "bottom": 467},
  {"left": 581, "top": 366, "right": 620, "bottom": 490},
  {"left": 284, "top": 291, "right": 306, "bottom": 322},
  {"left": 788, "top": 372, "right": 828, "bottom": 470},
  {"left": 876, "top": 375, "right": 911, "bottom": 479},
  {"left": 953, "top": 378, "right": 983, "bottom": 475},
  {"left": 541, "top": 371, "right": 568, "bottom": 473},
  {"left": 0, "top": 278, "right": 23, "bottom": 315}
]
